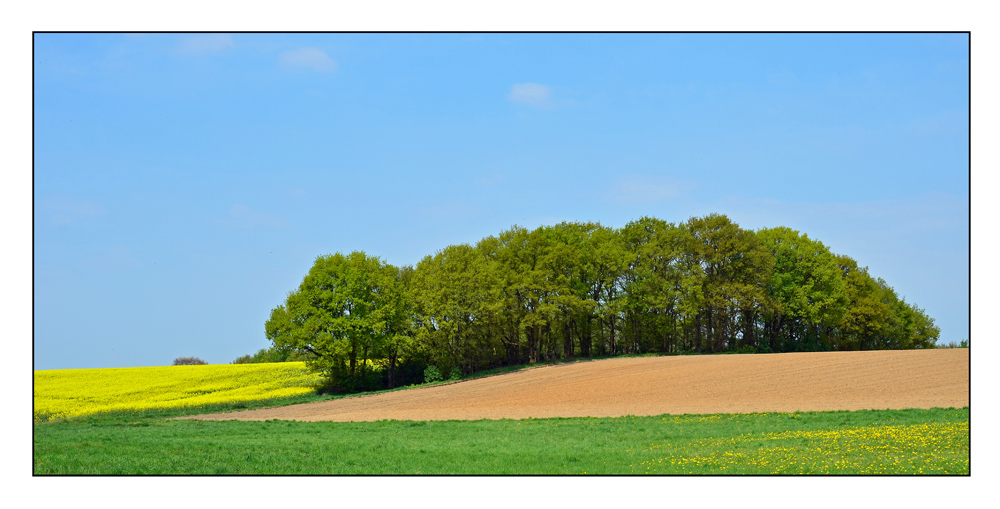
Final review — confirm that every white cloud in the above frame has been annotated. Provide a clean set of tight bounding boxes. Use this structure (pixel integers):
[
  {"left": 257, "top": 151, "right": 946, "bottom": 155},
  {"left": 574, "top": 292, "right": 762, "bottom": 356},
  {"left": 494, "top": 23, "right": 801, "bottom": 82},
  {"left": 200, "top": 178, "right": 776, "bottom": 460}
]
[
  {"left": 280, "top": 47, "right": 337, "bottom": 72},
  {"left": 77, "top": 245, "right": 141, "bottom": 271},
  {"left": 418, "top": 200, "right": 479, "bottom": 219},
  {"left": 176, "top": 34, "right": 236, "bottom": 55},
  {"left": 906, "top": 108, "right": 967, "bottom": 138},
  {"left": 38, "top": 194, "right": 108, "bottom": 226},
  {"left": 713, "top": 193, "right": 968, "bottom": 246},
  {"left": 282, "top": 187, "right": 309, "bottom": 198},
  {"left": 476, "top": 173, "right": 504, "bottom": 187},
  {"left": 507, "top": 83, "right": 553, "bottom": 108},
  {"left": 606, "top": 175, "right": 683, "bottom": 204},
  {"left": 217, "top": 204, "right": 291, "bottom": 229}
]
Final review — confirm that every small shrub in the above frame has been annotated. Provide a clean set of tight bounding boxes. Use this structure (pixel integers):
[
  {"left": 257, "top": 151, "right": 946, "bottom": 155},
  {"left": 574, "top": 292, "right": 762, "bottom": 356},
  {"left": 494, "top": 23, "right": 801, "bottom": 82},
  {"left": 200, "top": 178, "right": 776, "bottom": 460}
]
[
  {"left": 423, "top": 365, "right": 442, "bottom": 384},
  {"left": 173, "top": 356, "right": 207, "bottom": 366},
  {"left": 936, "top": 340, "right": 969, "bottom": 349},
  {"left": 231, "top": 346, "right": 317, "bottom": 364},
  {"left": 449, "top": 367, "right": 462, "bottom": 380},
  {"left": 722, "top": 345, "right": 761, "bottom": 355}
]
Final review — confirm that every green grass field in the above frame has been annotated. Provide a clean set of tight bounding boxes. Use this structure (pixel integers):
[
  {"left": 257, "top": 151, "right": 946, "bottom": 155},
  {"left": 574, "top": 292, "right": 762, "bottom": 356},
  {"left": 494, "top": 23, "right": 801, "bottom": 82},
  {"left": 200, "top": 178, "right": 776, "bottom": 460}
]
[{"left": 33, "top": 405, "right": 968, "bottom": 475}]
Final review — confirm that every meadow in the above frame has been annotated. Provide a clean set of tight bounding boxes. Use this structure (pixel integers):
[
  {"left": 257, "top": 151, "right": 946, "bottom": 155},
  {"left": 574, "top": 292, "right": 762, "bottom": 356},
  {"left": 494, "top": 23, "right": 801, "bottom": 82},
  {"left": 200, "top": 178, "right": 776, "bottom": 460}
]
[
  {"left": 33, "top": 360, "right": 969, "bottom": 475},
  {"left": 33, "top": 407, "right": 968, "bottom": 475}
]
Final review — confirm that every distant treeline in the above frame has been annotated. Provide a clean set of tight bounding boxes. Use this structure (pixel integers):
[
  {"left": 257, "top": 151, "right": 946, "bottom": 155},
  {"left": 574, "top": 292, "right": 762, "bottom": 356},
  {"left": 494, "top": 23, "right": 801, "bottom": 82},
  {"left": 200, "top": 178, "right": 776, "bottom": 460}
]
[{"left": 261, "top": 214, "right": 940, "bottom": 392}]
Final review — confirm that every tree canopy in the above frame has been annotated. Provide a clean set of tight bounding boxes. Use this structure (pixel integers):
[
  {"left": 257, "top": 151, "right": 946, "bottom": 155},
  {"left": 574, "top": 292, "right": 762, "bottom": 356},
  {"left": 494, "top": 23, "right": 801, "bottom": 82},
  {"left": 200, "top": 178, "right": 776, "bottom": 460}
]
[
  {"left": 265, "top": 252, "right": 410, "bottom": 391},
  {"left": 265, "top": 214, "right": 941, "bottom": 393}
]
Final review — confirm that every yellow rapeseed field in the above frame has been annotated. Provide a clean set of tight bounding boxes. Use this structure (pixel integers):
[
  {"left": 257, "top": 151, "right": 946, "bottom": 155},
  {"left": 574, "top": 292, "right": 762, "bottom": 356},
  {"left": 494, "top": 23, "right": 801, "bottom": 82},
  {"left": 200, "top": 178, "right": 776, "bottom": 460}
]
[{"left": 34, "top": 362, "right": 323, "bottom": 421}]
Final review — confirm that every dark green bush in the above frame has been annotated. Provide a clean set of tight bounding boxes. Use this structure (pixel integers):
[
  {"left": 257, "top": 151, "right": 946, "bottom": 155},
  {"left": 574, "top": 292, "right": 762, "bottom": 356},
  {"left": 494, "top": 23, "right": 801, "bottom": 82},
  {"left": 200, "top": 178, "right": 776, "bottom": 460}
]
[
  {"left": 315, "top": 368, "right": 385, "bottom": 394},
  {"left": 423, "top": 365, "right": 443, "bottom": 383},
  {"left": 231, "top": 354, "right": 254, "bottom": 364},
  {"left": 936, "top": 340, "right": 969, "bottom": 349},
  {"left": 231, "top": 346, "right": 317, "bottom": 364}
]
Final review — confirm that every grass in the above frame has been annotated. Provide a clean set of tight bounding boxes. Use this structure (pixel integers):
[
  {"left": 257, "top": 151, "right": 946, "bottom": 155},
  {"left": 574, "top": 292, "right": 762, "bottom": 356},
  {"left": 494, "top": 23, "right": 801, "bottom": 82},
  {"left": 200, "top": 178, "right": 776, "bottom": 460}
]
[
  {"left": 33, "top": 357, "right": 970, "bottom": 475},
  {"left": 33, "top": 406, "right": 968, "bottom": 475}
]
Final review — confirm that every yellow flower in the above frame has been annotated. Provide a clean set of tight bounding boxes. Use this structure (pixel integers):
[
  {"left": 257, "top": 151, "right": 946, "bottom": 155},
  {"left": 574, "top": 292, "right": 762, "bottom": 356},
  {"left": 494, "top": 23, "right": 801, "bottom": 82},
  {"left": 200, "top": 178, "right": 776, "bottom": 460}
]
[{"left": 34, "top": 362, "right": 322, "bottom": 420}]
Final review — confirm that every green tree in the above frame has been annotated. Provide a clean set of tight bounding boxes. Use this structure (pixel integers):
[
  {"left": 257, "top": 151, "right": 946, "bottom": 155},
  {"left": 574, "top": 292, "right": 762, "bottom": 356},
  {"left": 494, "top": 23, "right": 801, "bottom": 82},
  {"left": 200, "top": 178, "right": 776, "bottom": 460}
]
[
  {"left": 684, "top": 214, "right": 773, "bottom": 353},
  {"left": 539, "top": 222, "right": 604, "bottom": 357},
  {"left": 757, "top": 226, "right": 848, "bottom": 351},
  {"left": 619, "top": 217, "right": 692, "bottom": 354},
  {"left": 830, "top": 255, "right": 888, "bottom": 350},
  {"left": 492, "top": 225, "right": 561, "bottom": 364},
  {"left": 586, "top": 225, "right": 629, "bottom": 356},
  {"left": 874, "top": 278, "right": 941, "bottom": 350},
  {"left": 265, "top": 251, "right": 409, "bottom": 391},
  {"left": 381, "top": 264, "right": 416, "bottom": 388},
  {"left": 827, "top": 255, "right": 937, "bottom": 351},
  {"left": 902, "top": 302, "right": 941, "bottom": 349},
  {"left": 230, "top": 345, "right": 314, "bottom": 364},
  {"left": 264, "top": 216, "right": 943, "bottom": 390},
  {"left": 539, "top": 222, "right": 602, "bottom": 359},
  {"left": 409, "top": 243, "right": 502, "bottom": 374}
]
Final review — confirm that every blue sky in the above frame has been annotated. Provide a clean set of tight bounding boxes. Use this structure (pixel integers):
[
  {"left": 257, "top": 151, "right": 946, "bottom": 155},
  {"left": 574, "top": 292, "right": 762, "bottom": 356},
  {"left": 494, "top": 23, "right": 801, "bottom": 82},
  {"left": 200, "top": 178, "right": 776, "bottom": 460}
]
[{"left": 33, "top": 33, "right": 969, "bottom": 370}]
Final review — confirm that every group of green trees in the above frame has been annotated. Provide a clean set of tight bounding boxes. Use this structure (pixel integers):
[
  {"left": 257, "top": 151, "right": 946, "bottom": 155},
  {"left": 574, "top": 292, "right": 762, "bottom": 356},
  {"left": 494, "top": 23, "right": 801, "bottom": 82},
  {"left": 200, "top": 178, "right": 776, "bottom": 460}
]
[
  {"left": 263, "top": 214, "right": 940, "bottom": 392},
  {"left": 231, "top": 346, "right": 314, "bottom": 364}
]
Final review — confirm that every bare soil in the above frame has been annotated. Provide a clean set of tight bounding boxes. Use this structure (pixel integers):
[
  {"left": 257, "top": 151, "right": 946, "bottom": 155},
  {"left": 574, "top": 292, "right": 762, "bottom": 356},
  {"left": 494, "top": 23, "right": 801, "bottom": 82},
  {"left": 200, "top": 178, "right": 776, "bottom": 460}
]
[{"left": 184, "top": 349, "right": 969, "bottom": 422}]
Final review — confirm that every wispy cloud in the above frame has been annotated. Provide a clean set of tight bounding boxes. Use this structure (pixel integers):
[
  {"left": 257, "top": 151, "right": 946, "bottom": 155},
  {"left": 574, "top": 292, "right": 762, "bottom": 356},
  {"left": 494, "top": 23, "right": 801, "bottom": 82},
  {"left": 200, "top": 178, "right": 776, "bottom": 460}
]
[
  {"left": 217, "top": 205, "right": 291, "bottom": 229},
  {"left": 282, "top": 187, "right": 310, "bottom": 199},
  {"left": 78, "top": 245, "right": 142, "bottom": 271},
  {"left": 176, "top": 34, "right": 236, "bottom": 55},
  {"left": 606, "top": 175, "right": 684, "bottom": 204},
  {"left": 280, "top": 47, "right": 337, "bottom": 72},
  {"left": 476, "top": 173, "right": 504, "bottom": 187},
  {"left": 714, "top": 193, "right": 969, "bottom": 252},
  {"left": 507, "top": 83, "right": 554, "bottom": 109},
  {"left": 38, "top": 194, "right": 108, "bottom": 226},
  {"left": 418, "top": 201, "right": 479, "bottom": 219},
  {"left": 906, "top": 108, "right": 967, "bottom": 138}
]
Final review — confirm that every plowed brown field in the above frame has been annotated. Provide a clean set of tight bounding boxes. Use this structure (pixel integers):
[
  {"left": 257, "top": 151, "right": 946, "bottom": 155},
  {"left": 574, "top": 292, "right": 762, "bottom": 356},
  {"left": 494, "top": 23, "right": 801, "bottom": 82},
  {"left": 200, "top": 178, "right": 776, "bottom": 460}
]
[{"left": 185, "top": 349, "right": 969, "bottom": 422}]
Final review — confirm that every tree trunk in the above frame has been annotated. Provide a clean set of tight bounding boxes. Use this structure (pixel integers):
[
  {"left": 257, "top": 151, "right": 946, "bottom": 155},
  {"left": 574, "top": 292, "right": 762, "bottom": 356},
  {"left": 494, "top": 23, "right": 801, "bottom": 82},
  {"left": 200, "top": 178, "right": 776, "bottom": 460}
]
[
  {"left": 742, "top": 307, "right": 755, "bottom": 349},
  {"left": 563, "top": 320, "right": 574, "bottom": 359},
  {"left": 695, "top": 313, "right": 703, "bottom": 354},
  {"left": 706, "top": 307, "right": 715, "bottom": 353},
  {"left": 634, "top": 314, "right": 642, "bottom": 354},
  {"left": 608, "top": 314, "right": 617, "bottom": 356},
  {"left": 387, "top": 350, "right": 397, "bottom": 389},
  {"left": 526, "top": 326, "right": 536, "bottom": 364}
]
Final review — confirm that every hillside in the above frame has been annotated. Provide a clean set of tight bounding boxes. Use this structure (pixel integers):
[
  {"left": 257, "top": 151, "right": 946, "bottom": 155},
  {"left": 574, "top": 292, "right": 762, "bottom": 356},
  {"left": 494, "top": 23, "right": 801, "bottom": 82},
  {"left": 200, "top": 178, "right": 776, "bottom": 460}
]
[{"left": 186, "top": 349, "right": 969, "bottom": 422}]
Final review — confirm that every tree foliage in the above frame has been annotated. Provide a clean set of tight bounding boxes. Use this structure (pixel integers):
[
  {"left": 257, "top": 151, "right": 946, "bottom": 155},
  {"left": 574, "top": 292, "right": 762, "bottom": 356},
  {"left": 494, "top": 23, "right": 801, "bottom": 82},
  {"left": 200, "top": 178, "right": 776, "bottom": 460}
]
[
  {"left": 173, "top": 357, "right": 207, "bottom": 365},
  {"left": 264, "top": 215, "right": 941, "bottom": 393},
  {"left": 231, "top": 345, "right": 314, "bottom": 364},
  {"left": 265, "top": 252, "right": 411, "bottom": 391}
]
